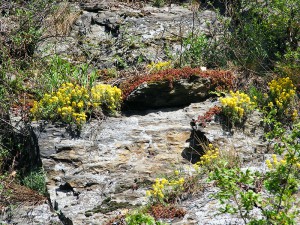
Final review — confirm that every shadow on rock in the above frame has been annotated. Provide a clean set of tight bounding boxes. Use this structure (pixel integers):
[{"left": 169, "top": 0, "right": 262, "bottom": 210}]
[{"left": 182, "top": 128, "right": 210, "bottom": 164}]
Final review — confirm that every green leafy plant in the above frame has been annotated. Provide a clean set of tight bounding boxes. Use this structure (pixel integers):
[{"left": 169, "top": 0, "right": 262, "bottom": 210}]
[
  {"left": 209, "top": 167, "right": 262, "bottom": 224},
  {"left": 39, "top": 55, "right": 98, "bottom": 94},
  {"left": 247, "top": 86, "right": 265, "bottom": 108},
  {"left": 22, "top": 168, "right": 47, "bottom": 195},
  {"left": 181, "top": 33, "right": 208, "bottom": 68},
  {"left": 153, "top": 0, "right": 165, "bottom": 8},
  {"left": 209, "top": 122, "right": 300, "bottom": 224},
  {"left": 125, "top": 211, "right": 166, "bottom": 225}
]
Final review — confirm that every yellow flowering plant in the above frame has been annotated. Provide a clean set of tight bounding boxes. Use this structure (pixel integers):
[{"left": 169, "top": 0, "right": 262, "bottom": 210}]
[
  {"left": 146, "top": 61, "right": 172, "bottom": 73},
  {"left": 265, "top": 154, "right": 286, "bottom": 170},
  {"left": 266, "top": 154, "right": 300, "bottom": 171},
  {"left": 194, "top": 143, "right": 219, "bottom": 171},
  {"left": 30, "top": 82, "right": 122, "bottom": 128},
  {"left": 220, "top": 91, "right": 256, "bottom": 125},
  {"left": 146, "top": 173, "right": 185, "bottom": 204},
  {"left": 91, "top": 84, "right": 122, "bottom": 113},
  {"left": 266, "top": 77, "right": 298, "bottom": 121}
]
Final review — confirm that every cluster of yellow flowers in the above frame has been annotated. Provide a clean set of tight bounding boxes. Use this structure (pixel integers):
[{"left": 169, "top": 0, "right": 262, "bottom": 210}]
[
  {"left": 291, "top": 109, "right": 298, "bottom": 121},
  {"left": 91, "top": 84, "right": 122, "bottom": 112},
  {"left": 146, "top": 61, "right": 171, "bottom": 72},
  {"left": 31, "top": 83, "right": 89, "bottom": 125},
  {"left": 265, "top": 154, "right": 300, "bottom": 170},
  {"left": 31, "top": 82, "right": 122, "bottom": 126},
  {"left": 268, "top": 77, "right": 296, "bottom": 110},
  {"left": 220, "top": 91, "right": 255, "bottom": 123},
  {"left": 146, "top": 176, "right": 185, "bottom": 201},
  {"left": 194, "top": 144, "right": 219, "bottom": 171}
]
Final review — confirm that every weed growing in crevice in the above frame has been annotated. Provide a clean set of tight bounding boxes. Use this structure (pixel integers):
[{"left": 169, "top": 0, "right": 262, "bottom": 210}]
[
  {"left": 21, "top": 168, "right": 47, "bottom": 196},
  {"left": 125, "top": 211, "right": 167, "bottom": 225},
  {"left": 150, "top": 204, "right": 186, "bottom": 220},
  {"left": 196, "top": 106, "right": 221, "bottom": 128}
]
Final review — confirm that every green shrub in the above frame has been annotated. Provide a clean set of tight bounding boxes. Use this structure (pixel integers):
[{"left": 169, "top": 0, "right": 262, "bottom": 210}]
[
  {"left": 2, "top": 0, "right": 57, "bottom": 59},
  {"left": 126, "top": 212, "right": 156, "bottom": 225},
  {"left": 203, "top": 0, "right": 300, "bottom": 73},
  {"left": 181, "top": 33, "right": 208, "bottom": 68},
  {"left": 276, "top": 47, "right": 300, "bottom": 91},
  {"left": 209, "top": 122, "right": 300, "bottom": 224}
]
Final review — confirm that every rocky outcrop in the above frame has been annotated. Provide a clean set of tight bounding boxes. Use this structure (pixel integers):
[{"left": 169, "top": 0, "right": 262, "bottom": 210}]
[
  {"left": 31, "top": 98, "right": 271, "bottom": 225},
  {"left": 33, "top": 105, "right": 194, "bottom": 224},
  {"left": 37, "top": 1, "right": 220, "bottom": 68},
  {"left": 1, "top": 203, "right": 62, "bottom": 225},
  {"left": 125, "top": 76, "right": 212, "bottom": 109},
  {"left": 3, "top": 1, "right": 285, "bottom": 224}
]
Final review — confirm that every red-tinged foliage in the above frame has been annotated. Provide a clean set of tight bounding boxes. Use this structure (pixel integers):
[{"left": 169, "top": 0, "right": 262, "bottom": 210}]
[
  {"left": 150, "top": 204, "right": 186, "bottom": 219},
  {"left": 196, "top": 106, "right": 222, "bottom": 127},
  {"left": 10, "top": 92, "right": 34, "bottom": 122},
  {"left": 120, "top": 67, "right": 235, "bottom": 100},
  {"left": 105, "top": 214, "right": 126, "bottom": 225}
]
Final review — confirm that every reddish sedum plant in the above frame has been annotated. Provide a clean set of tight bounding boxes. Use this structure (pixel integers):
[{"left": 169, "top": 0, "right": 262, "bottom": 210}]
[
  {"left": 150, "top": 204, "right": 186, "bottom": 220},
  {"left": 120, "top": 67, "right": 235, "bottom": 99},
  {"left": 196, "top": 106, "right": 222, "bottom": 127}
]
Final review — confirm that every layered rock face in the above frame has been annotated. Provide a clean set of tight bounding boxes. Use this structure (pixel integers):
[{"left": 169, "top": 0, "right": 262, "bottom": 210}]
[
  {"left": 34, "top": 104, "right": 196, "bottom": 224},
  {"left": 31, "top": 98, "right": 268, "bottom": 225}
]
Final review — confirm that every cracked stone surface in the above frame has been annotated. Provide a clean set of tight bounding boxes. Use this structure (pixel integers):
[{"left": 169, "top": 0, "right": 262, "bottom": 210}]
[
  {"left": 37, "top": 1, "right": 221, "bottom": 68},
  {"left": 32, "top": 98, "right": 270, "bottom": 225}
]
